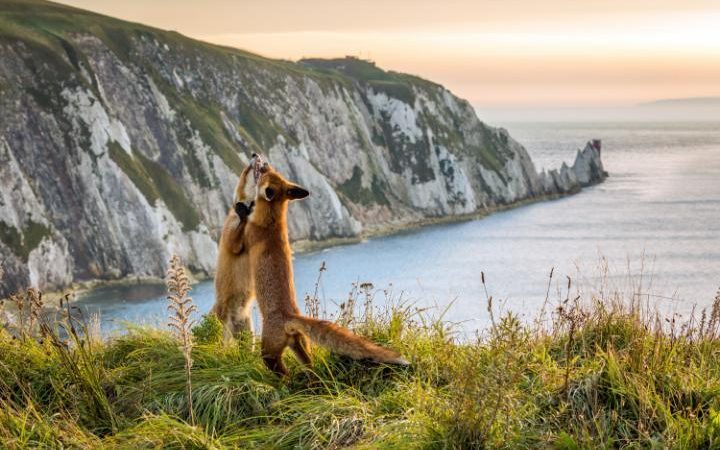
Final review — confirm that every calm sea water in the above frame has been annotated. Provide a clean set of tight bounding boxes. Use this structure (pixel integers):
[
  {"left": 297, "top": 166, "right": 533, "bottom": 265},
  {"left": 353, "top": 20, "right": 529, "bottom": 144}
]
[{"left": 77, "top": 122, "right": 720, "bottom": 334}]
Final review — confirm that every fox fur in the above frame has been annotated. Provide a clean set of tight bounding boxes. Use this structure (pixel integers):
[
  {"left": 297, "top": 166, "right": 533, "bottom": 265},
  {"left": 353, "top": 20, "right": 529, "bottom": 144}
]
[
  {"left": 211, "top": 160, "right": 258, "bottom": 337},
  {"left": 244, "top": 163, "right": 409, "bottom": 376}
]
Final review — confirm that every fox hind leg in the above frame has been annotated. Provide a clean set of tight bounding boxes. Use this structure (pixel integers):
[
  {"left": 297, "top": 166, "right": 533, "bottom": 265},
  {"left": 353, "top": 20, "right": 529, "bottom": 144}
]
[
  {"left": 214, "top": 292, "right": 252, "bottom": 341},
  {"left": 231, "top": 301, "right": 254, "bottom": 335},
  {"left": 262, "top": 354, "right": 288, "bottom": 378},
  {"left": 231, "top": 303, "right": 256, "bottom": 351},
  {"left": 211, "top": 297, "right": 235, "bottom": 341},
  {"left": 289, "top": 333, "right": 312, "bottom": 366},
  {"left": 261, "top": 335, "right": 289, "bottom": 377}
]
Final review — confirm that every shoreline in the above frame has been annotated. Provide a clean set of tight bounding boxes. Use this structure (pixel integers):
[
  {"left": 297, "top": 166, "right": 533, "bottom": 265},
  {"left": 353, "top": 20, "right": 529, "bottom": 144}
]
[
  {"left": 291, "top": 191, "right": 573, "bottom": 253},
  {"left": 10, "top": 190, "right": 577, "bottom": 303}
]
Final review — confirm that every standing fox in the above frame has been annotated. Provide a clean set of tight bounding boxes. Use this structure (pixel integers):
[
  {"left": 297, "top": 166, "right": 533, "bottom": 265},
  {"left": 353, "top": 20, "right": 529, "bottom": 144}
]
[
  {"left": 211, "top": 156, "right": 264, "bottom": 337},
  {"left": 229, "top": 155, "right": 409, "bottom": 376}
]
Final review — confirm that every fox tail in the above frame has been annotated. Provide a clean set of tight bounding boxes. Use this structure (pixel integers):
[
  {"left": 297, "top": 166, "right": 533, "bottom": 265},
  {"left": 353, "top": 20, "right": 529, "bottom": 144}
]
[{"left": 285, "top": 314, "right": 409, "bottom": 365}]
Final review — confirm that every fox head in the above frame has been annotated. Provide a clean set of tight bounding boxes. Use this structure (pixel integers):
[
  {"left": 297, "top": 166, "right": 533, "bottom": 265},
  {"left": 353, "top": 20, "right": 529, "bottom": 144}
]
[
  {"left": 250, "top": 159, "right": 309, "bottom": 227},
  {"left": 233, "top": 153, "right": 283, "bottom": 218}
]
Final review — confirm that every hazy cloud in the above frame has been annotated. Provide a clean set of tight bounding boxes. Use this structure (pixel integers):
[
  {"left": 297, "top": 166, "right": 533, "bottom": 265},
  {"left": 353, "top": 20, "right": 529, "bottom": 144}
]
[{"left": 57, "top": 0, "right": 720, "bottom": 109}]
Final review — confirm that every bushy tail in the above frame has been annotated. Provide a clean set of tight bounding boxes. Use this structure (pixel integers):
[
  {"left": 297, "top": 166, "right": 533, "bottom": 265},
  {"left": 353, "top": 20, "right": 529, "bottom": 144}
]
[{"left": 285, "top": 315, "right": 409, "bottom": 365}]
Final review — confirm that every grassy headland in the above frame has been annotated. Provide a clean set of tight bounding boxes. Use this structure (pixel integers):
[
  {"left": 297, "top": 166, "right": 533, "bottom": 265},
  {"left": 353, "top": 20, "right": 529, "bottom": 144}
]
[{"left": 1, "top": 263, "right": 719, "bottom": 449}]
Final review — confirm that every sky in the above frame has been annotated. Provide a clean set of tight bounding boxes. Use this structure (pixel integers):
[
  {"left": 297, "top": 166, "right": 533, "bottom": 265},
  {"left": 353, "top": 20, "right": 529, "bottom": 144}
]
[{"left": 56, "top": 0, "right": 720, "bottom": 118}]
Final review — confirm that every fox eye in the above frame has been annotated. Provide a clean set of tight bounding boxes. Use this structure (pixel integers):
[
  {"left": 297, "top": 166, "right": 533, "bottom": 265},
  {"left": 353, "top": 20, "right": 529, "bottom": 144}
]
[{"left": 264, "top": 187, "right": 276, "bottom": 200}]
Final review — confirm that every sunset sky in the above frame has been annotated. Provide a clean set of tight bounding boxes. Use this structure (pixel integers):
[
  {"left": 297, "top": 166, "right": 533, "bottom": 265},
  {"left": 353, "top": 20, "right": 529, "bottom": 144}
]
[{"left": 56, "top": 0, "right": 720, "bottom": 113}]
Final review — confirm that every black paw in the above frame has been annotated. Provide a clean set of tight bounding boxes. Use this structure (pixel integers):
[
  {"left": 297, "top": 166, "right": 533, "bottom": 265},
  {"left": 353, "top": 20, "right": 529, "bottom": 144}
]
[{"left": 235, "top": 202, "right": 252, "bottom": 218}]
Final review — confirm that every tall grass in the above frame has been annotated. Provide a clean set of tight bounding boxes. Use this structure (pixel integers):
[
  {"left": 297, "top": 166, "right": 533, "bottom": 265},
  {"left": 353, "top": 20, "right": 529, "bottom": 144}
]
[
  {"left": 166, "top": 255, "right": 198, "bottom": 425},
  {"left": 0, "top": 260, "right": 719, "bottom": 448}
]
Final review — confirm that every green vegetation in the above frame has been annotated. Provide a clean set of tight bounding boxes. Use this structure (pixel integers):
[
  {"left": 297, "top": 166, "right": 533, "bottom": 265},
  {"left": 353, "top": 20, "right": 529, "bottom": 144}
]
[
  {"left": 375, "top": 111, "right": 436, "bottom": 184},
  {"left": 298, "top": 56, "right": 509, "bottom": 181},
  {"left": 1, "top": 0, "right": 262, "bottom": 175},
  {"left": 182, "top": 148, "right": 214, "bottom": 190},
  {"left": 0, "top": 220, "right": 51, "bottom": 262},
  {"left": 108, "top": 142, "right": 201, "bottom": 231},
  {"left": 302, "top": 57, "right": 422, "bottom": 105},
  {"left": 477, "top": 124, "right": 514, "bottom": 172},
  {"left": 2, "top": 0, "right": 517, "bottom": 198},
  {"left": 337, "top": 166, "right": 389, "bottom": 206},
  {"left": 418, "top": 111, "right": 511, "bottom": 176},
  {"left": 107, "top": 142, "right": 159, "bottom": 205},
  {"left": 236, "top": 95, "right": 288, "bottom": 150},
  {"left": 367, "top": 80, "right": 414, "bottom": 106},
  {"left": 148, "top": 72, "right": 247, "bottom": 175},
  {"left": 2, "top": 264, "right": 720, "bottom": 448}
]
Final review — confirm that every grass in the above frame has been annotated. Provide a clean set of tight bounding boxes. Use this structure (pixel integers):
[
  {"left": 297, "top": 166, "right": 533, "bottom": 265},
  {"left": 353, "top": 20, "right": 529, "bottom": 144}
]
[
  {"left": 336, "top": 166, "right": 390, "bottom": 206},
  {"left": 300, "top": 57, "right": 439, "bottom": 105},
  {"left": 1, "top": 260, "right": 719, "bottom": 449},
  {"left": 3, "top": 0, "right": 519, "bottom": 199}
]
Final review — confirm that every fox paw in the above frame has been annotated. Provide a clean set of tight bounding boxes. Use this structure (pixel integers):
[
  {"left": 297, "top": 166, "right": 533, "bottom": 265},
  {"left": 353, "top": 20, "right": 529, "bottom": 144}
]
[{"left": 235, "top": 201, "right": 254, "bottom": 219}]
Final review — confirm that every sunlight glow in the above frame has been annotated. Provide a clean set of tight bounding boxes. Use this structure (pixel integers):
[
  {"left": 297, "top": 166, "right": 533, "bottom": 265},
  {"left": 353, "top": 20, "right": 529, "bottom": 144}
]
[{"left": 54, "top": 1, "right": 720, "bottom": 108}]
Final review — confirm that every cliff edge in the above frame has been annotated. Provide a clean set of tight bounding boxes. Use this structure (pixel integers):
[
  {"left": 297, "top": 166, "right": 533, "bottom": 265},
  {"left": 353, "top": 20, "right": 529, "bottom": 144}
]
[{"left": 0, "top": 0, "right": 606, "bottom": 295}]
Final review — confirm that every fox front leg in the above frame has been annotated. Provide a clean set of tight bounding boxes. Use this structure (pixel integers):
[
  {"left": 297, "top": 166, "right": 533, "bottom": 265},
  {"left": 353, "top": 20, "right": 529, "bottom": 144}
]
[
  {"left": 224, "top": 201, "right": 254, "bottom": 255},
  {"left": 234, "top": 201, "right": 254, "bottom": 220}
]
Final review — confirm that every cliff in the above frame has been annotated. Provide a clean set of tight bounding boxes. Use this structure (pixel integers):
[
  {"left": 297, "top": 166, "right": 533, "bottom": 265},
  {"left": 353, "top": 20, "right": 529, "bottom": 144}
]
[{"left": 0, "top": 0, "right": 606, "bottom": 296}]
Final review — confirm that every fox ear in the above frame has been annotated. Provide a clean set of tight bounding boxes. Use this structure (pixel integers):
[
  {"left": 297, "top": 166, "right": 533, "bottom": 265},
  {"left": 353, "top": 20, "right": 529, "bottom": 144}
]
[
  {"left": 286, "top": 185, "right": 309, "bottom": 200},
  {"left": 263, "top": 186, "right": 276, "bottom": 201}
]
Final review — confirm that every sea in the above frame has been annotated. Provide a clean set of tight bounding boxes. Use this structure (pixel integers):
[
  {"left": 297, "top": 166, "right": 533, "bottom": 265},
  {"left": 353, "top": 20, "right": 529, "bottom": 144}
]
[{"left": 76, "top": 121, "right": 720, "bottom": 335}]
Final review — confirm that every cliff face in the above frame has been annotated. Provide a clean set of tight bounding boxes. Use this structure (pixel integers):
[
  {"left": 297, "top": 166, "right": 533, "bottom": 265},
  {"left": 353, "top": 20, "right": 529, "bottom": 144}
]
[{"left": 0, "top": 0, "right": 606, "bottom": 296}]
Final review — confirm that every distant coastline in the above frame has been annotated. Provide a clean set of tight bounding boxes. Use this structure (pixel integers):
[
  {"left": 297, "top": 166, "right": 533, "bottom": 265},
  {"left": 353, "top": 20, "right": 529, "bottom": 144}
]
[
  {"left": 638, "top": 96, "right": 720, "bottom": 106},
  {"left": 478, "top": 97, "right": 720, "bottom": 123},
  {"left": 38, "top": 187, "right": 589, "bottom": 302}
]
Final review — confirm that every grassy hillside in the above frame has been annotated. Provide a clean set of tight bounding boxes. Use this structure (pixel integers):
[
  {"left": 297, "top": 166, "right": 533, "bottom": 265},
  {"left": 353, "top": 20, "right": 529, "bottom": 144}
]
[
  {"left": 1, "top": 265, "right": 719, "bottom": 449},
  {"left": 0, "top": 0, "right": 283, "bottom": 66},
  {"left": 0, "top": 0, "right": 336, "bottom": 165},
  {"left": 0, "top": 0, "right": 513, "bottom": 177},
  {"left": 0, "top": 0, "right": 420, "bottom": 101}
]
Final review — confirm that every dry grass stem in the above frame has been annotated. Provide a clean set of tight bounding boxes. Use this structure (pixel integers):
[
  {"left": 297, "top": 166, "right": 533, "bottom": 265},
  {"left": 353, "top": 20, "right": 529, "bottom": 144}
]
[{"left": 166, "top": 254, "right": 197, "bottom": 426}]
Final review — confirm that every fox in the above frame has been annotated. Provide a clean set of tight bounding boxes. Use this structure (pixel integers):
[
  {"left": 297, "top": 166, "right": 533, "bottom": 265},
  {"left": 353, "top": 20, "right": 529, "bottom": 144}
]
[
  {"left": 244, "top": 160, "right": 410, "bottom": 376},
  {"left": 210, "top": 155, "right": 265, "bottom": 338}
]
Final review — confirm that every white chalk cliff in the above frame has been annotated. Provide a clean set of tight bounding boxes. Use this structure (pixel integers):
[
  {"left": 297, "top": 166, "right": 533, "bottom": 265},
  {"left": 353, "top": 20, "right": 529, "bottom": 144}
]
[{"left": 0, "top": 0, "right": 606, "bottom": 296}]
